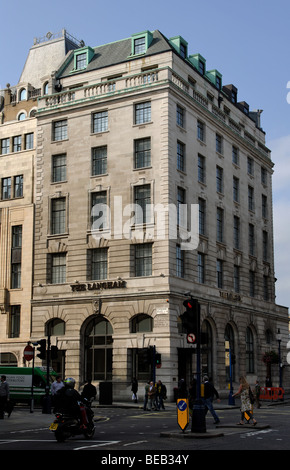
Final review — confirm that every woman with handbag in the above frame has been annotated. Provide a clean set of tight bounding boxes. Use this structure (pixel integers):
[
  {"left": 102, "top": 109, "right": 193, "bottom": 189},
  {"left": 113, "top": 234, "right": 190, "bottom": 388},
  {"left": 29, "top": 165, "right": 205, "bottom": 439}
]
[{"left": 233, "top": 376, "right": 257, "bottom": 425}]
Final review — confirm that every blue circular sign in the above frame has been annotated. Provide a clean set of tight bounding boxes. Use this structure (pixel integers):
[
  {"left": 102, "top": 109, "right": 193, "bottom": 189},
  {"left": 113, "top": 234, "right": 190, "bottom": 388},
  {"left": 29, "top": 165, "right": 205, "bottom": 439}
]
[{"left": 177, "top": 400, "right": 187, "bottom": 411}]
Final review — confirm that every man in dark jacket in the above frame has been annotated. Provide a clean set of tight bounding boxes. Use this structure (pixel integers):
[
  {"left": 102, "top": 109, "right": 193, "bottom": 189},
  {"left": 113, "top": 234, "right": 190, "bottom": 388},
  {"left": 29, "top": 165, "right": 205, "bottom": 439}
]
[{"left": 202, "top": 375, "right": 220, "bottom": 424}]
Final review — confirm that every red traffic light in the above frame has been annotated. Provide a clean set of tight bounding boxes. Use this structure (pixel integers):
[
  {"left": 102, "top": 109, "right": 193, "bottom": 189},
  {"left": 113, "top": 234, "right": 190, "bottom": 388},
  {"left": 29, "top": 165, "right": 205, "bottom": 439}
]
[{"left": 183, "top": 299, "right": 194, "bottom": 309}]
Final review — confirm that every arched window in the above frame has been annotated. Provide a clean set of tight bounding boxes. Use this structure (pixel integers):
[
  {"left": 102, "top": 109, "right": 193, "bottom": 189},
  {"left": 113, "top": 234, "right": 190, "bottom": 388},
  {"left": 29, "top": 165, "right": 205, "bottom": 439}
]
[
  {"left": 0, "top": 352, "right": 17, "bottom": 366},
  {"left": 246, "top": 327, "right": 254, "bottom": 373},
  {"left": 18, "top": 112, "right": 26, "bottom": 121},
  {"left": 84, "top": 317, "right": 113, "bottom": 381},
  {"left": 46, "top": 318, "right": 65, "bottom": 336},
  {"left": 44, "top": 82, "right": 49, "bottom": 95},
  {"left": 130, "top": 314, "right": 153, "bottom": 333},
  {"left": 19, "top": 88, "right": 27, "bottom": 101}
]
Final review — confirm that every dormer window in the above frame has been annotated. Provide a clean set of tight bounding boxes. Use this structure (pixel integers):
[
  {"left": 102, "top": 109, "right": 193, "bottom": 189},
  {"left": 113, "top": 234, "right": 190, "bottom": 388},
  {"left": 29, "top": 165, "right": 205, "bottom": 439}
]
[
  {"left": 76, "top": 53, "right": 87, "bottom": 70},
  {"left": 131, "top": 31, "right": 153, "bottom": 56},
  {"left": 169, "top": 36, "right": 188, "bottom": 59},
  {"left": 19, "top": 88, "right": 27, "bottom": 101},
  {"left": 134, "top": 37, "right": 146, "bottom": 55},
  {"left": 188, "top": 54, "right": 206, "bottom": 76},
  {"left": 73, "top": 46, "right": 94, "bottom": 72}
]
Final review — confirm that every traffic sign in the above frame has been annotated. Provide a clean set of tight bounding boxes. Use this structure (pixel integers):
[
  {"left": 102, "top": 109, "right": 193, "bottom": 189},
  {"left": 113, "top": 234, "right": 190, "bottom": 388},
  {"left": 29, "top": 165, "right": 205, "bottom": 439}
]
[
  {"left": 23, "top": 344, "right": 34, "bottom": 361},
  {"left": 177, "top": 398, "right": 189, "bottom": 431},
  {"left": 187, "top": 333, "right": 196, "bottom": 344}
]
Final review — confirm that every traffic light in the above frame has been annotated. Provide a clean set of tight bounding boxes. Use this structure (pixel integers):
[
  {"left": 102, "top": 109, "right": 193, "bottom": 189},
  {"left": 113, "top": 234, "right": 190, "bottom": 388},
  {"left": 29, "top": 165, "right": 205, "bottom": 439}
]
[
  {"left": 155, "top": 353, "right": 162, "bottom": 367},
  {"left": 50, "top": 345, "right": 58, "bottom": 360},
  {"left": 181, "top": 298, "right": 199, "bottom": 343},
  {"left": 36, "top": 339, "right": 46, "bottom": 360}
]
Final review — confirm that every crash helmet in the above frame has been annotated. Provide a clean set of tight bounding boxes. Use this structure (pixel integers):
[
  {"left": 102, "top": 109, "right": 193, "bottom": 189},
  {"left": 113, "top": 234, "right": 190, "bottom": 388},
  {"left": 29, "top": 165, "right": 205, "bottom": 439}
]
[{"left": 64, "top": 377, "right": 76, "bottom": 388}]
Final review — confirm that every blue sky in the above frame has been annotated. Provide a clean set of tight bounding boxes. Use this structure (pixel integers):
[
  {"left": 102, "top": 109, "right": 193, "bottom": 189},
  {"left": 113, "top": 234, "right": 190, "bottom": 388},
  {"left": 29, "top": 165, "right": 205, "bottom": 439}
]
[{"left": 1, "top": 0, "right": 289, "bottom": 309}]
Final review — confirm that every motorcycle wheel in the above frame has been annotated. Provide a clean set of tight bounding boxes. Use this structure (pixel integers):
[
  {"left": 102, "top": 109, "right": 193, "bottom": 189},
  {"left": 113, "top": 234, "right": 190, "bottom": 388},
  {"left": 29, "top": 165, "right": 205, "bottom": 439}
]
[{"left": 84, "top": 425, "right": 95, "bottom": 439}]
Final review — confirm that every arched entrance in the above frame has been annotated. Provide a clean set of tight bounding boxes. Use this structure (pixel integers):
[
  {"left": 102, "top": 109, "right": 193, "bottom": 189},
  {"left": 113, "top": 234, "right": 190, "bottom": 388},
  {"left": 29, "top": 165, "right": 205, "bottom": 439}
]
[{"left": 84, "top": 316, "right": 113, "bottom": 381}]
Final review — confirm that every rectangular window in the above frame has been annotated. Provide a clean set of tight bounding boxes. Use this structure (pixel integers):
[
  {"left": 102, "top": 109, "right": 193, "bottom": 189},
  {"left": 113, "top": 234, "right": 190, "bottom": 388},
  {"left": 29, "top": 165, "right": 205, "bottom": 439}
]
[
  {"left": 216, "top": 207, "right": 224, "bottom": 243},
  {"left": 53, "top": 120, "right": 67, "bottom": 141},
  {"left": 261, "top": 167, "right": 267, "bottom": 185},
  {"left": 91, "top": 248, "right": 108, "bottom": 280},
  {"left": 134, "top": 37, "right": 146, "bottom": 54},
  {"left": 198, "top": 198, "right": 206, "bottom": 236},
  {"left": 9, "top": 305, "right": 20, "bottom": 338},
  {"left": 76, "top": 52, "right": 87, "bottom": 70},
  {"left": 176, "top": 245, "right": 184, "bottom": 278},
  {"left": 249, "top": 270, "right": 255, "bottom": 297},
  {"left": 198, "top": 154, "right": 206, "bottom": 183},
  {"left": 233, "top": 216, "right": 240, "bottom": 250},
  {"left": 247, "top": 157, "right": 254, "bottom": 176},
  {"left": 177, "top": 187, "right": 185, "bottom": 227},
  {"left": 13, "top": 136, "right": 22, "bottom": 152},
  {"left": 51, "top": 253, "right": 66, "bottom": 284},
  {"left": 92, "top": 146, "right": 107, "bottom": 175},
  {"left": 135, "top": 244, "right": 152, "bottom": 276},
  {"left": 25, "top": 133, "right": 34, "bottom": 149},
  {"left": 249, "top": 223, "right": 255, "bottom": 256},
  {"left": 198, "top": 253, "right": 205, "bottom": 284},
  {"left": 248, "top": 186, "right": 254, "bottom": 211},
  {"left": 1, "top": 138, "right": 10, "bottom": 154},
  {"left": 91, "top": 191, "right": 107, "bottom": 230},
  {"left": 135, "top": 102, "right": 151, "bottom": 124},
  {"left": 232, "top": 146, "right": 239, "bottom": 165},
  {"left": 197, "top": 120, "right": 205, "bottom": 141},
  {"left": 234, "top": 265, "right": 240, "bottom": 293},
  {"left": 177, "top": 141, "right": 185, "bottom": 172},
  {"left": 233, "top": 176, "right": 239, "bottom": 203},
  {"left": 93, "top": 111, "right": 108, "bottom": 133},
  {"left": 52, "top": 154, "right": 67, "bottom": 182},
  {"left": 14, "top": 175, "right": 23, "bottom": 198},
  {"left": 176, "top": 105, "right": 185, "bottom": 127},
  {"left": 134, "top": 138, "right": 151, "bottom": 168},
  {"left": 216, "top": 166, "right": 223, "bottom": 193},
  {"left": 51, "top": 198, "right": 66, "bottom": 234},
  {"left": 2, "top": 177, "right": 11, "bottom": 199},
  {"left": 216, "top": 134, "right": 223, "bottom": 154},
  {"left": 263, "top": 231, "right": 268, "bottom": 261},
  {"left": 11, "top": 225, "right": 22, "bottom": 289},
  {"left": 134, "top": 185, "right": 151, "bottom": 224},
  {"left": 217, "top": 259, "right": 223, "bottom": 288},
  {"left": 263, "top": 275, "right": 269, "bottom": 301},
  {"left": 262, "top": 194, "right": 267, "bottom": 219}
]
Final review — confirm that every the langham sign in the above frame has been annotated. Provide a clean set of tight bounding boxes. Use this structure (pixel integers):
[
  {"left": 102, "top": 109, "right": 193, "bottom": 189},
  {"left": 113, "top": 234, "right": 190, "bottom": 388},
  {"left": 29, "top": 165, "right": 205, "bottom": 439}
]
[{"left": 70, "top": 280, "right": 126, "bottom": 292}]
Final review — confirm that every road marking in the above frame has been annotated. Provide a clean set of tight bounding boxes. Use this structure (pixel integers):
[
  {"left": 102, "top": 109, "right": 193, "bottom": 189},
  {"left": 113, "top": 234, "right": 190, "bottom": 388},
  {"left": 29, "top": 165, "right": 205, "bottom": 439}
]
[
  {"left": 74, "top": 440, "right": 120, "bottom": 451},
  {"left": 123, "top": 440, "right": 148, "bottom": 447}
]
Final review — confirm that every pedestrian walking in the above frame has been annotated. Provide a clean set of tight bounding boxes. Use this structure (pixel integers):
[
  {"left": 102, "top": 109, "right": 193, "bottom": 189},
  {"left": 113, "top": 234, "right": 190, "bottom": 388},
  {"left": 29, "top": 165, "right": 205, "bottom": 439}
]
[
  {"left": 81, "top": 379, "right": 97, "bottom": 401},
  {"left": 131, "top": 377, "right": 138, "bottom": 403},
  {"left": 233, "top": 376, "right": 257, "bottom": 425},
  {"left": 156, "top": 380, "right": 167, "bottom": 410},
  {"left": 255, "top": 380, "right": 261, "bottom": 408},
  {"left": 51, "top": 375, "right": 64, "bottom": 404},
  {"left": 143, "top": 381, "right": 150, "bottom": 410},
  {"left": 202, "top": 375, "right": 221, "bottom": 424},
  {"left": 147, "top": 381, "right": 157, "bottom": 410},
  {"left": 0, "top": 375, "right": 9, "bottom": 419}
]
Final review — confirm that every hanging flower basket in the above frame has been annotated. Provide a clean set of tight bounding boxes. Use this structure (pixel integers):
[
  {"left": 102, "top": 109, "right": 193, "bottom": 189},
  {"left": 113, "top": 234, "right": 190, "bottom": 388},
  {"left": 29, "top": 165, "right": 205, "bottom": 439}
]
[{"left": 262, "top": 350, "right": 279, "bottom": 364}]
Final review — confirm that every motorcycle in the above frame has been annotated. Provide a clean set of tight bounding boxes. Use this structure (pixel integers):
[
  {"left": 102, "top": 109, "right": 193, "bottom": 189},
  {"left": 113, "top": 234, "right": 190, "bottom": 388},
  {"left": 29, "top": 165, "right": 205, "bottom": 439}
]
[{"left": 49, "top": 398, "right": 95, "bottom": 442}]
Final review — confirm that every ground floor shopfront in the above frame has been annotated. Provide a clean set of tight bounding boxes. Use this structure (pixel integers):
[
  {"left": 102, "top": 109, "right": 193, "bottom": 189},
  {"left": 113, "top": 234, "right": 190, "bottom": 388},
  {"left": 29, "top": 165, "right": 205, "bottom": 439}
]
[{"left": 28, "top": 283, "right": 290, "bottom": 401}]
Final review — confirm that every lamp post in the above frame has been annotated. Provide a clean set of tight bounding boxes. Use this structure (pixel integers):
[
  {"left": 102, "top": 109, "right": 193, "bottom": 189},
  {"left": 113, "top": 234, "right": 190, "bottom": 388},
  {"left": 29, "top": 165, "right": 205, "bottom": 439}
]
[{"left": 276, "top": 329, "right": 282, "bottom": 389}]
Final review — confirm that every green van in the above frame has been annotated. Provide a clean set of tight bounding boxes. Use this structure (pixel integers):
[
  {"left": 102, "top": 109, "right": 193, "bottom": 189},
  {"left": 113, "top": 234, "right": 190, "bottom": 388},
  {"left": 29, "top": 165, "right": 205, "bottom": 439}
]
[{"left": 0, "top": 366, "right": 57, "bottom": 404}]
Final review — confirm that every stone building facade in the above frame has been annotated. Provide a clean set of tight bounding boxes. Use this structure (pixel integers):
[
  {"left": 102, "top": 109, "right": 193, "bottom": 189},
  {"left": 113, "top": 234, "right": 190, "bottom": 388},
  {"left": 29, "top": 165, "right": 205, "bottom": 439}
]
[{"left": 1, "top": 29, "right": 288, "bottom": 399}]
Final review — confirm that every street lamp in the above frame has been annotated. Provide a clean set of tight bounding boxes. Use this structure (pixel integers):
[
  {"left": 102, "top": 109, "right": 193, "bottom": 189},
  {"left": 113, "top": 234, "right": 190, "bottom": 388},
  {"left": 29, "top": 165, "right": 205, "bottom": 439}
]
[{"left": 276, "top": 329, "right": 282, "bottom": 389}]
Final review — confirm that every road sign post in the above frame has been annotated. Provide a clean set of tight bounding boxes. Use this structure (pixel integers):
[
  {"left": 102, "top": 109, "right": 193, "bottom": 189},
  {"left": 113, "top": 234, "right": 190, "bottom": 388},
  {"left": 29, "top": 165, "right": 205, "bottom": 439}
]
[{"left": 177, "top": 398, "right": 189, "bottom": 432}]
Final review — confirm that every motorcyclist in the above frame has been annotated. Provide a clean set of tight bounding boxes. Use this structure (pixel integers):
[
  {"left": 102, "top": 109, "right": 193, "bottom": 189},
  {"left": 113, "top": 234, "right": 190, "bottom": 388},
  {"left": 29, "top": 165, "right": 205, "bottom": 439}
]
[{"left": 54, "top": 377, "right": 89, "bottom": 427}]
